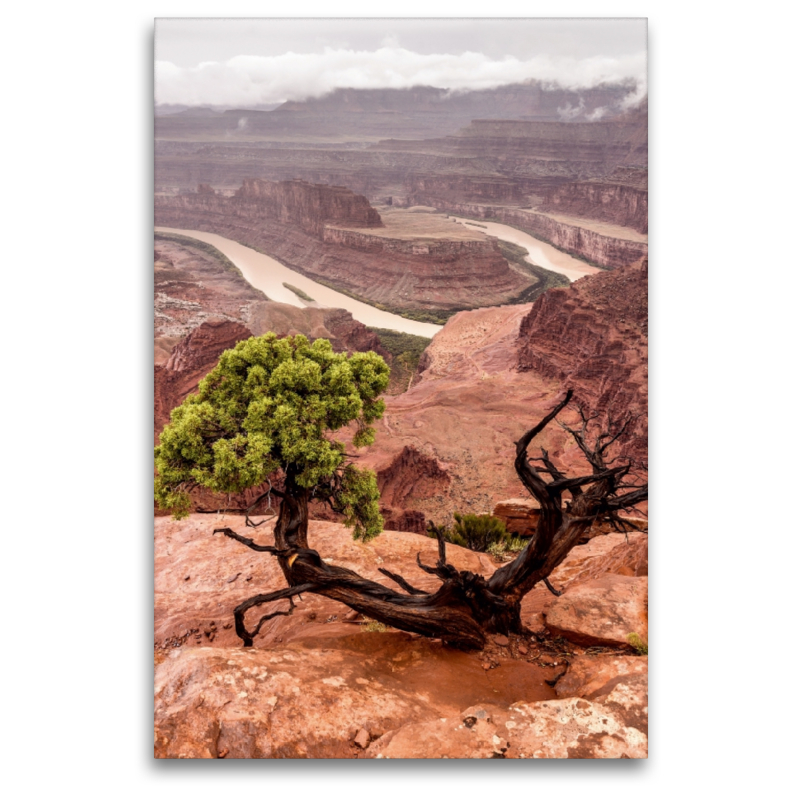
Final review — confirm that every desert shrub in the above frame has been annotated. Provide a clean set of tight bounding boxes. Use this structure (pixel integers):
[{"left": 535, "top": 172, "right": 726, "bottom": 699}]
[
  {"left": 428, "top": 514, "right": 510, "bottom": 553},
  {"left": 453, "top": 513, "right": 510, "bottom": 552},
  {"left": 626, "top": 632, "right": 649, "bottom": 655}
]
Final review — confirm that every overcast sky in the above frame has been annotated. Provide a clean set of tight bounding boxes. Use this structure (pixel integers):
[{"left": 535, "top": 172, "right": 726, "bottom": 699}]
[{"left": 155, "top": 18, "right": 647, "bottom": 107}]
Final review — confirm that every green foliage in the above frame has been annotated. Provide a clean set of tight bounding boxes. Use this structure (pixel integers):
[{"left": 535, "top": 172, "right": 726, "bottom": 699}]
[
  {"left": 368, "top": 328, "right": 430, "bottom": 389},
  {"left": 487, "top": 535, "right": 527, "bottom": 560},
  {"left": 453, "top": 513, "right": 510, "bottom": 552},
  {"left": 626, "top": 632, "right": 649, "bottom": 655},
  {"left": 154, "top": 333, "right": 390, "bottom": 540},
  {"left": 282, "top": 282, "right": 315, "bottom": 303},
  {"left": 428, "top": 513, "right": 511, "bottom": 553}
]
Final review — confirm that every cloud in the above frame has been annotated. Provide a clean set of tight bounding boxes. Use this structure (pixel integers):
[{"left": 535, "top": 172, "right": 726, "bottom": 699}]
[{"left": 155, "top": 46, "right": 646, "bottom": 108}]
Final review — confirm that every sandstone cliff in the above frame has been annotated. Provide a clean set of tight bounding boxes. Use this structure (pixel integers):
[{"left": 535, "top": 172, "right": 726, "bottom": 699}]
[
  {"left": 516, "top": 260, "right": 648, "bottom": 460},
  {"left": 235, "top": 178, "right": 382, "bottom": 237},
  {"left": 540, "top": 177, "right": 648, "bottom": 234},
  {"left": 410, "top": 200, "right": 648, "bottom": 270},
  {"left": 356, "top": 261, "right": 647, "bottom": 522},
  {"left": 155, "top": 181, "right": 530, "bottom": 312}
]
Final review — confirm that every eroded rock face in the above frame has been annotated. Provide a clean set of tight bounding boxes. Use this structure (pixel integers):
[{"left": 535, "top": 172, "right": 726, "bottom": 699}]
[
  {"left": 516, "top": 260, "right": 648, "bottom": 460},
  {"left": 155, "top": 319, "right": 253, "bottom": 441},
  {"left": 377, "top": 446, "right": 451, "bottom": 508},
  {"left": 361, "top": 265, "right": 647, "bottom": 523},
  {"left": 540, "top": 177, "right": 648, "bottom": 234},
  {"left": 155, "top": 182, "right": 527, "bottom": 312},
  {"left": 545, "top": 575, "right": 648, "bottom": 648},
  {"left": 235, "top": 178, "right": 383, "bottom": 237},
  {"left": 493, "top": 498, "right": 541, "bottom": 537}
]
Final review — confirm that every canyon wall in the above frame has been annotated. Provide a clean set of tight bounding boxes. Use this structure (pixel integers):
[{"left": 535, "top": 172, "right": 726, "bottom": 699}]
[
  {"left": 155, "top": 182, "right": 530, "bottom": 311},
  {"left": 516, "top": 260, "right": 648, "bottom": 460},
  {"left": 540, "top": 180, "right": 648, "bottom": 234},
  {"left": 235, "top": 178, "right": 383, "bottom": 237},
  {"left": 322, "top": 226, "right": 502, "bottom": 258},
  {"left": 412, "top": 200, "right": 647, "bottom": 270},
  {"left": 402, "top": 174, "right": 525, "bottom": 205}
]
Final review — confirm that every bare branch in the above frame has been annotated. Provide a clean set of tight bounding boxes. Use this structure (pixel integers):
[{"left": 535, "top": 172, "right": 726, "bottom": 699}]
[
  {"left": 233, "top": 583, "right": 316, "bottom": 647},
  {"left": 378, "top": 568, "right": 429, "bottom": 596},
  {"left": 214, "top": 527, "right": 285, "bottom": 555},
  {"left": 544, "top": 578, "right": 562, "bottom": 597}
]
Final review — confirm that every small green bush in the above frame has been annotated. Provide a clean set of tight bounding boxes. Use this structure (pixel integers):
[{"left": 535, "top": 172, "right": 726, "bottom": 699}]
[
  {"left": 361, "top": 619, "right": 388, "bottom": 633},
  {"left": 626, "top": 632, "right": 648, "bottom": 655},
  {"left": 428, "top": 514, "right": 510, "bottom": 553},
  {"left": 453, "top": 513, "right": 510, "bottom": 552}
]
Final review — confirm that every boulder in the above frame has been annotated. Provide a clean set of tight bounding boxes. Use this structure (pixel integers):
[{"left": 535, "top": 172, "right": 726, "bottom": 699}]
[
  {"left": 556, "top": 654, "right": 648, "bottom": 699},
  {"left": 544, "top": 575, "right": 648, "bottom": 648},
  {"left": 492, "top": 497, "right": 540, "bottom": 537},
  {"left": 367, "top": 697, "right": 647, "bottom": 759}
]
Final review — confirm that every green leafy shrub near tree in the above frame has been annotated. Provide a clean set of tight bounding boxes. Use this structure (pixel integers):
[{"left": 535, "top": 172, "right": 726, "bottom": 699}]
[
  {"left": 428, "top": 513, "right": 509, "bottom": 551},
  {"left": 428, "top": 513, "right": 530, "bottom": 558}
]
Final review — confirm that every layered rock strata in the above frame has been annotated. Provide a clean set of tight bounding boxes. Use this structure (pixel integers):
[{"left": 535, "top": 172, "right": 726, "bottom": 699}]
[
  {"left": 357, "top": 260, "right": 646, "bottom": 522},
  {"left": 516, "top": 260, "right": 648, "bottom": 460},
  {"left": 155, "top": 181, "right": 529, "bottom": 311},
  {"left": 407, "top": 200, "right": 648, "bottom": 270},
  {"left": 540, "top": 177, "right": 648, "bottom": 234}
]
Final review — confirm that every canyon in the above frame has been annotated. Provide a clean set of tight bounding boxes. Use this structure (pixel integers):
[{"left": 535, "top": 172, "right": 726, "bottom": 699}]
[
  {"left": 155, "top": 253, "right": 648, "bottom": 528},
  {"left": 155, "top": 180, "right": 536, "bottom": 315},
  {"left": 153, "top": 80, "right": 648, "bottom": 759},
  {"left": 156, "top": 94, "right": 647, "bottom": 271}
]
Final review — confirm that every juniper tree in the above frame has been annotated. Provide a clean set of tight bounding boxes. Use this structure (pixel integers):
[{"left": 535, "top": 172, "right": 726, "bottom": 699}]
[{"left": 155, "top": 333, "right": 647, "bottom": 649}]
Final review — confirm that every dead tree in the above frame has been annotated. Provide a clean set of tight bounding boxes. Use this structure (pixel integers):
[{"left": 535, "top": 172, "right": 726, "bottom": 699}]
[{"left": 215, "top": 389, "right": 647, "bottom": 649}]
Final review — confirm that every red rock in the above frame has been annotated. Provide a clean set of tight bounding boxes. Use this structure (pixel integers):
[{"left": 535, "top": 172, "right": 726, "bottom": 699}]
[
  {"left": 492, "top": 498, "right": 540, "bottom": 537},
  {"left": 366, "top": 696, "right": 647, "bottom": 759},
  {"left": 516, "top": 260, "right": 648, "bottom": 461},
  {"left": 540, "top": 172, "right": 648, "bottom": 234},
  {"left": 235, "top": 178, "right": 382, "bottom": 237},
  {"left": 555, "top": 654, "right": 648, "bottom": 702},
  {"left": 544, "top": 575, "right": 648, "bottom": 648},
  {"left": 353, "top": 728, "right": 370, "bottom": 749},
  {"left": 155, "top": 181, "right": 526, "bottom": 312},
  {"left": 493, "top": 635, "right": 510, "bottom": 647}
]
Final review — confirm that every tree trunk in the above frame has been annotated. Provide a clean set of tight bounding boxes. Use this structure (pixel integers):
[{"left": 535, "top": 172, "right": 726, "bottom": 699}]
[{"left": 219, "top": 392, "right": 647, "bottom": 650}]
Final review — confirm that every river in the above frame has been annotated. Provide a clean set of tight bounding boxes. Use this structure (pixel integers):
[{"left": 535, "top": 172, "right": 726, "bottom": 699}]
[
  {"left": 156, "top": 221, "right": 596, "bottom": 338},
  {"left": 450, "top": 217, "right": 601, "bottom": 282},
  {"left": 155, "top": 227, "right": 444, "bottom": 338}
]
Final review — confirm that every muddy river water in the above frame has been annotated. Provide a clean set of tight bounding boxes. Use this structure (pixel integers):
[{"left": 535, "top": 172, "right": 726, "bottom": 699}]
[
  {"left": 156, "top": 227, "right": 444, "bottom": 337},
  {"left": 156, "top": 220, "right": 596, "bottom": 337},
  {"left": 450, "top": 217, "right": 601, "bottom": 282}
]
